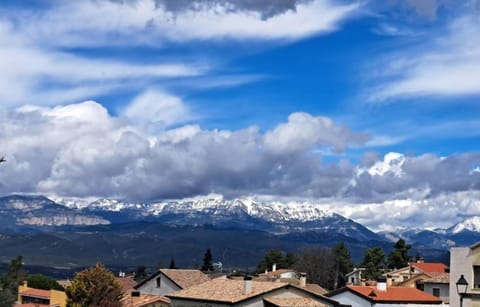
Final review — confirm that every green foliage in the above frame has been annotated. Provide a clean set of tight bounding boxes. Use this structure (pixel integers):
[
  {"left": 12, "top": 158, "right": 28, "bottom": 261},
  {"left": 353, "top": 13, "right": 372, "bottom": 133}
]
[
  {"left": 0, "top": 255, "right": 27, "bottom": 307},
  {"left": 134, "top": 266, "right": 147, "bottom": 282},
  {"left": 66, "top": 263, "right": 123, "bottom": 307},
  {"left": 26, "top": 274, "right": 64, "bottom": 291},
  {"left": 256, "top": 249, "right": 289, "bottom": 274},
  {"left": 201, "top": 248, "right": 213, "bottom": 271},
  {"left": 387, "top": 239, "right": 411, "bottom": 270},
  {"left": 293, "top": 246, "right": 334, "bottom": 289},
  {"left": 361, "top": 247, "right": 386, "bottom": 280},
  {"left": 332, "top": 243, "right": 354, "bottom": 289},
  {"left": 169, "top": 257, "right": 177, "bottom": 269}
]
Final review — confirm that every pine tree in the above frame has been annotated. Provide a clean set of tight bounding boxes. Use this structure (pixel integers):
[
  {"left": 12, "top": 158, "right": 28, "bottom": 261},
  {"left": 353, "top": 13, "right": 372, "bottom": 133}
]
[
  {"left": 201, "top": 248, "right": 214, "bottom": 271},
  {"left": 387, "top": 239, "right": 411, "bottom": 269},
  {"left": 332, "top": 243, "right": 354, "bottom": 289},
  {"left": 169, "top": 257, "right": 177, "bottom": 269},
  {"left": 361, "top": 247, "right": 386, "bottom": 280}
]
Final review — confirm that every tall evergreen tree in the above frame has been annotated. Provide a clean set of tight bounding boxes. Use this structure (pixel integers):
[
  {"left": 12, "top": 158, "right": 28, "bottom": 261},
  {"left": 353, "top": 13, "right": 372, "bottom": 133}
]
[
  {"left": 201, "top": 248, "right": 214, "bottom": 271},
  {"left": 0, "top": 256, "right": 25, "bottom": 307},
  {"left": 361, "top": 247, "right": 386, "bottom": 280},
  {"left": 387, "top": 239, "right": 411, "bottom": 269},
  {"left": 256, "top": 250, "right": 287, "bottom": 274},
  {"left": 169, "top": 257, "right": 177, "bottom": 269},
  {"left": 332, "top": 243, "right": 354, "bottom": 289}
]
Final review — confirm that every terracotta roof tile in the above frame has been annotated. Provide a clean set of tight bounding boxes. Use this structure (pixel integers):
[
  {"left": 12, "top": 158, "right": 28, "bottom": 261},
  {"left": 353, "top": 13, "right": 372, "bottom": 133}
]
[
  {"left": 20, "top": 288, "right": 51, "bottom": 299},
  {"left": 117, "top": 276, "right": 138, "bottom": 294},
  {"left": 346, "top": 285, "right": 442, "bottom": 303},
  {"left": 411, "top": 262, "right": 448, "bottom": 274},
  {"left": 159, "top": 269, "right": 210, "bottom": 289},
  {"left": 421, "top": 272, "right": 450, "bottom": 284},
  {"left": 264, "top": 297, "right": 328, "bottom": 307},
  {"left": 167, "top": 279, "right": 288, "bottom": 303},
  {"left": 122, "top": 294, "right": 170, "bottom": 307}
]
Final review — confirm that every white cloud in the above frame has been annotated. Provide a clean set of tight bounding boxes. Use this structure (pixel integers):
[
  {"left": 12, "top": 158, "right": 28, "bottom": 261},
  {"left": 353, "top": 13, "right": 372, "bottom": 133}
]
[
  {"left": 264, "top": 112, "right": 368, "bottom": 155},
  {"left": 123, "top": 90, "right": 193, "bottom": 128},
  {"left": 9, "top": 0, "right": 360, "bottom": 47},
  {"left": 368, "top": 13, "right": 480, "bottom": 101}
]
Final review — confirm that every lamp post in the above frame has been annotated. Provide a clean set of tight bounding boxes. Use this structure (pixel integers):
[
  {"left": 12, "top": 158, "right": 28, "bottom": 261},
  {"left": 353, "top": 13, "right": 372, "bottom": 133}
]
[{"left": 456, "top": 274, "right": 468, "bottom": 307}]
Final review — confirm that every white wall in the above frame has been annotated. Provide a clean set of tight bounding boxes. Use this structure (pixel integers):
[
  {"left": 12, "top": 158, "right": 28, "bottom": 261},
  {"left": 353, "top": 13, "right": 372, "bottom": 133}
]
[{"left": 137, "top": 273, "right": 181, "bottom": 296}]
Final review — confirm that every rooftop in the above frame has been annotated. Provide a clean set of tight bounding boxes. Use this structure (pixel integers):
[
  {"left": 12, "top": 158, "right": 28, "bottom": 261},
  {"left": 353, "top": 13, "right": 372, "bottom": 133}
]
[
  {"left": 264, "top": 297, "right": 328, "bottom": 307},
  {"left": 160, "top": 269, "right": 210, "bottom": 289},
  {"left": 20, "top": 288, "right": 51, "bottom": 299},
  {"left": 167, "top": 279, "right": 288, "bottom": 303},
  {"left": 328, "top": 285, "right": 442, "bottom": 304},
  {"left": 411, "top": 262, "right": 449, "bottom": 274},
  {"left": 122, "top": 293, "right": 170, "bottom": 307}
]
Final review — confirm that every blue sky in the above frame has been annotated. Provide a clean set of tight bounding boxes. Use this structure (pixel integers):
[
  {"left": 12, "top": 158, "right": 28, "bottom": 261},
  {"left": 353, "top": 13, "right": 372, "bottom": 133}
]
[{"left": 1, "top": 0, "right": 480, "bottom": 230}]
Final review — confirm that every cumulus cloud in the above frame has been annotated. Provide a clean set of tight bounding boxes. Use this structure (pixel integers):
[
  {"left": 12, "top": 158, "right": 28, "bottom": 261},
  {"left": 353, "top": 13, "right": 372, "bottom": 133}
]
[
  {"left": 123, "top": 90, "right": 193, "bottom": 128},
  {"left": 264, "top": 112, "right": 368, "bottom": 155},
  {"left": 367, "top": 10, "right": 480, "bottom": 101},
  {"left": 0, "top": 102, "right": 364, "bottom": 201}
]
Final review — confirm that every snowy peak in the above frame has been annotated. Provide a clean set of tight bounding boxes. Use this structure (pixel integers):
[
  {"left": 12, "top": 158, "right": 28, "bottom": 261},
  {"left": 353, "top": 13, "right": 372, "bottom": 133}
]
[{"left": 450, "top": 216, "right": 480, "bottom": 234}]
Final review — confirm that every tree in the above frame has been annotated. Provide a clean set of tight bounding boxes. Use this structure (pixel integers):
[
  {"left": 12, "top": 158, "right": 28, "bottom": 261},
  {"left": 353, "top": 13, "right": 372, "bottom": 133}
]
[
  {"left": 0, "top": 256, "right": 27, "bottom": 307},
  {"left": 26, "top": 274, "right": 64, "bottom": 291},
  {"left": 332, "top": 243, "right": 354, "bottom": 289},
  {"left": 134, "top": 266, "right": 147, "bottom": 282},
  {"left": 361, "top": 247, "right": 386, "bottom": 280},
  {"left": 256, "top": 250, "right": 287, "bottom": 274},
  {"left": 169, "top": 257, "right": 177, "bottom": 269},
  {"left": 293, "top": 246, "right": 335, "bottom": 289},
  {"left": 201, "top": 248, "right": 214, "bottom": 271},
  {"left": 387, "top": 239, "right": 411, "bottom": 270},
  {"left": 66, "top": 263, "right": 124, "bottom": 307}
]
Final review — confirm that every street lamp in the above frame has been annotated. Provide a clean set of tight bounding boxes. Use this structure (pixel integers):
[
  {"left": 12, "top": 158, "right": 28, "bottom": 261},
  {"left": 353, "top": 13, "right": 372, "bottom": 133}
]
[{"left": 456, "top": 274, "right": 469, "bottom": 307}]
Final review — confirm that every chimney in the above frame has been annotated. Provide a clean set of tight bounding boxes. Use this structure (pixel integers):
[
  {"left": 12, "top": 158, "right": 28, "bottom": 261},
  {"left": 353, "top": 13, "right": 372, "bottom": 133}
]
[
  {"left": 244, "top": 276, "right": 252, "bottom": 294},
  {"left": 417, "top": 257, "right": 424, "bottom": 263},
  {"left": 376, "top": 277, "right": 387, "bottom": 291},
  {"left": 300, "top": 273, "right": 307, "bottom": 287},
  {"left": 272, "top": 263, "right": 277, "bottom": 272},
  {"left": 23, "top": 280, "right": 28, "bottom": 287},
  {"left": 265, "top": 269, "right": 268, "bottom": 274}
]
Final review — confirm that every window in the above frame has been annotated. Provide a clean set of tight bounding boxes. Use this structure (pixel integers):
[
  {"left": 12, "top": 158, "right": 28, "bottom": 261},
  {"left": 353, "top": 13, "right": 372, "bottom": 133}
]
[
  {"left": 474, "top": 266, "right": 480, "bottom": 288},
  {"left": 432, "top": 288, "right": 440, "bottom": 297},
  {"left": 156, "top": 277, "right": 161, "bottom": 288}
]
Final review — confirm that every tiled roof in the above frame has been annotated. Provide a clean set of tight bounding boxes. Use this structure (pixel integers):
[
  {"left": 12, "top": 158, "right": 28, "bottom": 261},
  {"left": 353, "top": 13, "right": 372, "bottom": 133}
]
[
  {"left": 341, "top": 286, "right": 442, "bottom": 303},
  {"left": 411, "top": 262, "right": 448, "bottom": 274},
  {"left": 420, "top": 272, "right": 450, "bottom": 284},
  {"left": 167, "top": 279, "right": 288, "bottom": 303},
  {"left": 117, "top": 276, "right": 138, "bottom": 294},
  {"left": 122, "top": 294, "right": 170, "bottom": 307},
  {"left": 159, "top": 269, "right": 210, "bottom": 289},
  {"left": 264, "top": 297, "right": 328, "bottom": 307},
  {"left": 20, "top": 288, "right": 51, "bottom": 299}
]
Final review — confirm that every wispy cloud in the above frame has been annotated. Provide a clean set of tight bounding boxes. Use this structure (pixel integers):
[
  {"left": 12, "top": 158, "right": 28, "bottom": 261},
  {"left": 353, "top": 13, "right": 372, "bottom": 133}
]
[{"left": 367, "top": 12, "right": 480, "bottom": 102}]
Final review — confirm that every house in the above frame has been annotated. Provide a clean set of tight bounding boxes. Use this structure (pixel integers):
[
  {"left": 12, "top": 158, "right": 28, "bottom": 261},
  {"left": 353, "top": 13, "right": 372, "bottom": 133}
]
[
  {"left": 326, "top": 277, "right": 443, "bottom": 307},
  {"left": 134, "top": 269, "right": 210, "bottom": 296},
  {"left": 17, "top": 281, "right": 67, "bottom": 307},
  {"left": 450, "top": 242, "right": 480, "bottom": 307},
  {"left": 383, "top": 260, "right": 449, "bottom": 285},
  {"left": 258, "top": 264, "right": 297, "bottom": 281},
  {"left": 345, "top": 267, "right": 366, "bottom": 285},
  {"left": 417, "top": 272, "right": 450, "bottom": 304},
  {"left": 167, "top": 276, "right": 341, "bottom": 307}
]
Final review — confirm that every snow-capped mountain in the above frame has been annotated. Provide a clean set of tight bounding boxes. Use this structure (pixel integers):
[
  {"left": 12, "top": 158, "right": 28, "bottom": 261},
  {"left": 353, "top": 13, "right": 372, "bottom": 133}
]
[
  {"left": 449, "top": 216, "right": 480, "bottom": 234},
  {"left": 0, "top": 195, "right": 109, "bottom": 229}
]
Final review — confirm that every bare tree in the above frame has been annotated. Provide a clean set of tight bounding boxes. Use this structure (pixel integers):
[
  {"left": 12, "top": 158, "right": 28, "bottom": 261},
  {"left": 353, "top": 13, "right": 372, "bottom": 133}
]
[{"left": 293, "top": 246, "right": 335, "bottom": 289}]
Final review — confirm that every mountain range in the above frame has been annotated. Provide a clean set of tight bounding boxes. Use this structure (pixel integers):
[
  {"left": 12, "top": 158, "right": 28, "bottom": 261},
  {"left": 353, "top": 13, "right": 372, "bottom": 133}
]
[{"left": 1, "top": 194, "right": 479, "bottom": 268}]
